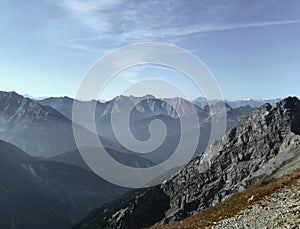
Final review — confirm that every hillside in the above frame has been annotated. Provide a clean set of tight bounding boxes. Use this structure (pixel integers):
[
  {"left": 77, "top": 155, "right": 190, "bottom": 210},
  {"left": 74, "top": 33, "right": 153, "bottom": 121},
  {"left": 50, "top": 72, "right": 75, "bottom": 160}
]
[
  {"left": 0, "top": 140, "right": 127, "bottom": 229},
  {"left": 74, "top": 96, "right": 300, "bottom": 229},
  {"left": 150, "top": 169, "right": 300, "bottom": 228},
  {"left": 49, "top": 147, "right": 155, "bottom": 170}
]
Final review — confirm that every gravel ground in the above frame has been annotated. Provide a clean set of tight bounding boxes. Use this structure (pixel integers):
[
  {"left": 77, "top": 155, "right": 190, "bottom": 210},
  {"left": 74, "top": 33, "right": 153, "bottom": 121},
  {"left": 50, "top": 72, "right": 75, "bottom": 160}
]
[{"left": 212, "top": 180, "right": 300, "bottom": 229}]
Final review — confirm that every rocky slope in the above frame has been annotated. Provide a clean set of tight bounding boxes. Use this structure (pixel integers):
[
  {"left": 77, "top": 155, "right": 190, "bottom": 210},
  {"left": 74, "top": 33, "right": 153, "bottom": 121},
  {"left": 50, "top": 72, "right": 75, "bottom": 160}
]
[
  {"left": 75, "top": 96, "right": 300, "bottom": 229},
  {"left": 213, "top": 179, "right": 300, "bottom": 229},
  {"left": 150, "top": 169, "right": 300, "bottom": 228},
  {"left": 0, "top": 140, "right": 127, "bottom": 229}
]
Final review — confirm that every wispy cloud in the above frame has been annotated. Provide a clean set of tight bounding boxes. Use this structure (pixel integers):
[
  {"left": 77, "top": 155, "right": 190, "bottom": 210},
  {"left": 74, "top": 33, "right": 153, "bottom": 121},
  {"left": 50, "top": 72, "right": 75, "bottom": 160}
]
[
  {"left": 60, "top": 0, "right": 123, "bottom": 32},
  {"left": 116, "top": 65, "right": 149, "bottom": 83},
  {"left": 54, "top": 0, "right": 300, "bottom": 52},
  {"left": 198, "top": 20, "right": 300, "bottom": 33}
]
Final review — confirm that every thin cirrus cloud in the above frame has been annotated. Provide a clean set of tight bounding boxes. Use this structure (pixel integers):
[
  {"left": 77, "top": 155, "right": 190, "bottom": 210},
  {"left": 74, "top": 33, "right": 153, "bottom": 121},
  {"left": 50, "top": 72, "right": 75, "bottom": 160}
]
[
  {"left": 56, "top": 0, "right": 300, "bottom": 52},
  {"left": 60, "top": 0, "right": 123, "bottom": 32}
]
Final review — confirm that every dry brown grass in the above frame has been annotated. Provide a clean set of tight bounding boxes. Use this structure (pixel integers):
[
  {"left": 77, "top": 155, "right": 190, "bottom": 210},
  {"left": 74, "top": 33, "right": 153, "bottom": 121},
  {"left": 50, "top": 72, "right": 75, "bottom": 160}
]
[{"left": 148, "top": 169, "right": 300, "bottom": 229}]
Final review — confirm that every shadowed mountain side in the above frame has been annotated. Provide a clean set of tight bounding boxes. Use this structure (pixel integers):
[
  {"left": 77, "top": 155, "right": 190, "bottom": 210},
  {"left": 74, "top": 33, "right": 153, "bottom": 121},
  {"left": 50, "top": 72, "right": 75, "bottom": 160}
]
[
  {"left": 0, "top": 140, "right": 128, "bottom": 229},
  {"left": 49, "top": 147, "right": 155, "bottom": 170}
]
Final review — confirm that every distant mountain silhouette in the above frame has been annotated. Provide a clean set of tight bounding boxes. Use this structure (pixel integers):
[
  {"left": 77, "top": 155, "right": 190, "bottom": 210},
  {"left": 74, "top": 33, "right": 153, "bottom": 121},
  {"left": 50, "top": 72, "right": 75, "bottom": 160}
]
[
  {"left": 0, "top": 140, "right": 127, "bottom": 229},
  {"left": 0, "top": 91, "right": 78, "bottom": 157},
  {"left": 49, "top": 146, "right": 155, "bottom": 170},
  {"left": 38, "top": 94, "right": 254, "bottom": 163},
  {"left": 193, "top": 96, "right": 282, "bottom": 108}
]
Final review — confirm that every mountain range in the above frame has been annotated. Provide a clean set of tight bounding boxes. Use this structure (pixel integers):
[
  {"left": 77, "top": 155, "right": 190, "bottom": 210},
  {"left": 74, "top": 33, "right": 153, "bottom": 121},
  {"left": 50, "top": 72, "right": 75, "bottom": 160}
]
[
  {"left": 38, "top": 94, "right": 254, "bottom": 163},
  {"left": 0, "top": 91, "right": 78, "bottom": 157},
  {"left": 0, "top": 91, "right": 255, "bottom": 162},
  {"left": 193, "top": 97, "right": 282, "bottom": 109},
  {"left": 1, "top": 91, "right": 298, "bottom": 229},
  {"left": 74, "top": 96, "right": 300, "bottom": 229}
]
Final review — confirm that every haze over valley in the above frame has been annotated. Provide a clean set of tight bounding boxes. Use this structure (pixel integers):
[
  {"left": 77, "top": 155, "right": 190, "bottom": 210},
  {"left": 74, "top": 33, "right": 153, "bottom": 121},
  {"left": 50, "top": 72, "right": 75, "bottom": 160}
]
[{"left": 1, "top": 0, "right": 300, "bottom": 228}]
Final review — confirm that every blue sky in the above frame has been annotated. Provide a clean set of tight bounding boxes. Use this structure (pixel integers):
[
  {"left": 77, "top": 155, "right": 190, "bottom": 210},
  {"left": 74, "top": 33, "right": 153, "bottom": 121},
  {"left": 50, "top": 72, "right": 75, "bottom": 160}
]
[{"left": 1, "top": 0, "right": 300, "bottom": 100}]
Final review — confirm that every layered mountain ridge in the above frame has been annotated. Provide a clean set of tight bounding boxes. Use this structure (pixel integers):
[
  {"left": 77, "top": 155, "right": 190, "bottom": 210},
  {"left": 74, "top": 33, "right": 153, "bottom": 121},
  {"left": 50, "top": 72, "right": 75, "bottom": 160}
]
[
  {"left": 37, "top": 93, "right": 254, "bottom": 163},
  {"left": 0, "top": 91, "right": 254, "bottom": 160},
  {"left": 0, "top": 91, "right": 78, "bottom": 157},
  {"left": 1, "top": 90, "right": 293, "bottom": 229},
  {"left": 193, "top": 96, "right": 282, "bottom": 109},
  {"left": 75, "top": 96, "right": 300, "bottom": 229},
  {"left": 0, "top": 139, "right": 128, "bottom": 229}
]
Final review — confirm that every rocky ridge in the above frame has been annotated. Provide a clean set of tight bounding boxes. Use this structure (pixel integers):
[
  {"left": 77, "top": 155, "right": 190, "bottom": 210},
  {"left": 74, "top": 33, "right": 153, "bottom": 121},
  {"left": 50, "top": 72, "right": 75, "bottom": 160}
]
[
  {"left": 150, "top": 169, "right": 300, "bottom": 228},
  {"left": 75, "top": 96, "right": 300, "bottom": 229}
]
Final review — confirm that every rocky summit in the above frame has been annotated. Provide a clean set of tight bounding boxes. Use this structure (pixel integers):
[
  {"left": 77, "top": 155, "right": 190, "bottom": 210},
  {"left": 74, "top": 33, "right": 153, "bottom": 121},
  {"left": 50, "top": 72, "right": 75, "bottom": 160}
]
[{"left": 75, "top": 97, "right": 300, "bottom": 229}]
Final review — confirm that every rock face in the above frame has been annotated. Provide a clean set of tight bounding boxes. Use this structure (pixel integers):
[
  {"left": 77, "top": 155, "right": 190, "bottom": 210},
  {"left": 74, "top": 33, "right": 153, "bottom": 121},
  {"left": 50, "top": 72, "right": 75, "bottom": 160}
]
[
  {"left": 161, "top": 97, "right": 300, "bottom": 222},
  {"left": 75, "top": 97, "right": 300, "bottom": 229}
]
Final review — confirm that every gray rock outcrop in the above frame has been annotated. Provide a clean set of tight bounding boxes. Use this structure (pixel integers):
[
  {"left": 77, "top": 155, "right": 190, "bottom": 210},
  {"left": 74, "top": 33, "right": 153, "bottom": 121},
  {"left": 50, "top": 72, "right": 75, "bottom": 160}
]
[{"left": 75, "top": 97, "right": 300, "bottom": 229}]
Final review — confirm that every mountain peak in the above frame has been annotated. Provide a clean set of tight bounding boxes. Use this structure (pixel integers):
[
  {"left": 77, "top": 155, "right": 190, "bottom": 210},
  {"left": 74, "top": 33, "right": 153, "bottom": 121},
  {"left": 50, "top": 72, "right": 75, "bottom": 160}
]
[
  {"left": 76, "top": 97, "right": 300, "bottom": 228},
  {"left": 114, "top": 94, "right": 156, "bottom": 100},
  {"left": 277, "top": 96, "right": 300, "bottom": 110},
  {"left": 0, "top": 91, "right": 77, "bottom": 157}
]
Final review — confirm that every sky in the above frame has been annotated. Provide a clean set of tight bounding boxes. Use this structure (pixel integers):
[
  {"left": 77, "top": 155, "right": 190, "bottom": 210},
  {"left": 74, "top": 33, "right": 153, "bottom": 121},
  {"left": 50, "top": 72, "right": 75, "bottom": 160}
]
[{"left": 1, "top": 0, "right": 300, "bottom": 101}]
